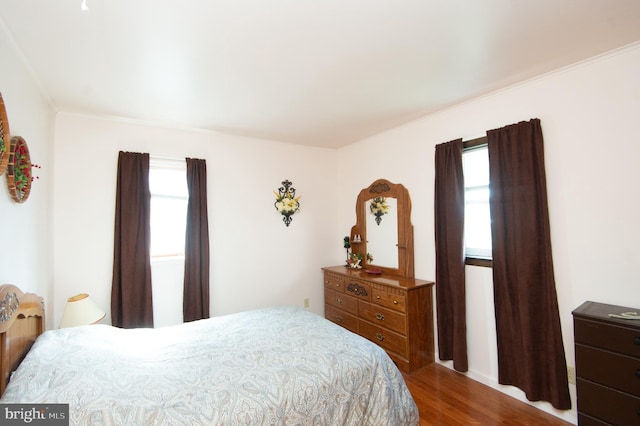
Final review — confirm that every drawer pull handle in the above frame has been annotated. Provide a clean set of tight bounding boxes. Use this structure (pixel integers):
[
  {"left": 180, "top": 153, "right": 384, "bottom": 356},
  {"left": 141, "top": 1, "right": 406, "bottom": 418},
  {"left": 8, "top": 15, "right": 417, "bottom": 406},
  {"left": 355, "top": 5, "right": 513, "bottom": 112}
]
[
  {"left": 634, "top": 337, "right": 640, "bottom": 346},
  {"left": 336, "top": 298, "right": 343, "bottom": 305},
  {"left": 336, "top": 315, "right": 344, "bottom": 323},
  {"left": 375, "top": 333, "right": 385, "bottom": 342},
  {"left": 636, "top": 370, "right": 640, "bottom": 379},
  {"left": 375, "top": 295, "right": 399, "bottom": 305},
  {"left": 375, "top": 313, "right": 385, "bottom": 321},
  {"left": 336, "top": 283, "right": 340, "bottom": 287}
]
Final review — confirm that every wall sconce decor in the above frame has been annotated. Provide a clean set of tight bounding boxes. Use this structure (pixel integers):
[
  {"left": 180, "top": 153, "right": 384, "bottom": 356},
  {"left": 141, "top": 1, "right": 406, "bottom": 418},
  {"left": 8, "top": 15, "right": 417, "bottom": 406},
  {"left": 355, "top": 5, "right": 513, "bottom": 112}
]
[
  {"left": 369, "top": 196, "right": 389, "bottom": 225},
  {"left": 274, "top": 179, "right": 300, "bottom": 227}
]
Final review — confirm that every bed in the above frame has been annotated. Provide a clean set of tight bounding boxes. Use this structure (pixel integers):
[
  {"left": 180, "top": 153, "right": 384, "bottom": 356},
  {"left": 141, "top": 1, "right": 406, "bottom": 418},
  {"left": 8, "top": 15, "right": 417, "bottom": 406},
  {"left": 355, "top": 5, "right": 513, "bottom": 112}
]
[{"left": 0, "top": 284, "right": 419, "bottom": 425}]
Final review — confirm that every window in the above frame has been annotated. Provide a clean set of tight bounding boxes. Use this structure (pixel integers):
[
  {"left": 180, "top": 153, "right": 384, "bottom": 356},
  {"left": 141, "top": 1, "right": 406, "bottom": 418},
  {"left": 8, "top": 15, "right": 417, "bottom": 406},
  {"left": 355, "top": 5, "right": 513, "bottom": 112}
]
[
  {"left": 149, "top": 158, "right": 188, "bottom": 259},
  {"left": 463, "top": 139, "right": 492, "bottom": 262}
]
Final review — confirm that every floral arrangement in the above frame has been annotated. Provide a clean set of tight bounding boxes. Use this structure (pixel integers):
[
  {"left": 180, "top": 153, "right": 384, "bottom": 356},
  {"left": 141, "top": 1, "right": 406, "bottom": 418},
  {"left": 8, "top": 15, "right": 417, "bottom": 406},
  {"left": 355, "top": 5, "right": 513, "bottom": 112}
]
[
  {"left": 274, "top": 192, "right": 300, "bottom": 215},
  {"left": 347, "top": 252, "right": 363, "bottom": 268},
  {"left": 347, "top": 252, "right": 374, "bottom": 269},
  {"left": 13, "top": 140, "right": 40, "bottom": 195},
  {"left": 0, "top": 136, "right": 5, "bottom": 155},
  {"left": 369, "top": 196, "right": 389, "bottom": 225},
  {"left": 274, "top": 179, "right": 300, "bottom": 227}
]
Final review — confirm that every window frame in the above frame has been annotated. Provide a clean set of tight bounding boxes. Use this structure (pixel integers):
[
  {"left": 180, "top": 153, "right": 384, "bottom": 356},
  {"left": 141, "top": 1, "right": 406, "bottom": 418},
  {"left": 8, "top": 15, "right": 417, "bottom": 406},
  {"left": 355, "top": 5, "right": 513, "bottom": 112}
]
[
  {"left": 463, "top": 136, "right": 492, "bottom": 268},
  {"left": 149, "top": 157, "right": 188, "bottom": 261}
]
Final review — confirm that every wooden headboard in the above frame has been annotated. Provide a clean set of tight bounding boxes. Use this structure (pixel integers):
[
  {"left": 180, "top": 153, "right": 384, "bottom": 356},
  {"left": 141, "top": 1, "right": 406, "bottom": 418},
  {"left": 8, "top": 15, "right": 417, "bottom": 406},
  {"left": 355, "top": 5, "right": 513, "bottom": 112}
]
[{"left": 0, "top": 284, "right": 45, "bottom": 396}]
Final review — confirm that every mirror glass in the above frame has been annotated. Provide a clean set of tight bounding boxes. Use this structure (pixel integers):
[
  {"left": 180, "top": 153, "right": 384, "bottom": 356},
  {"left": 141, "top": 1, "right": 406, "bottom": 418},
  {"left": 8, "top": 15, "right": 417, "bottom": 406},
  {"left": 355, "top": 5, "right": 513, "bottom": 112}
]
[{"left": 365, "top": 197, "right": 398, "bottom": 269}]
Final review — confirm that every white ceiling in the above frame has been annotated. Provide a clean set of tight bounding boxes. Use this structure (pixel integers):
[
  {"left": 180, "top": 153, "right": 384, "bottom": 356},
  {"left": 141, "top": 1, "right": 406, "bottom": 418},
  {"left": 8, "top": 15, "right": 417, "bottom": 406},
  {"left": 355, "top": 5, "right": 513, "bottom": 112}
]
[{"left": 1, "top": 1, "right": 640, "bottom": 148}]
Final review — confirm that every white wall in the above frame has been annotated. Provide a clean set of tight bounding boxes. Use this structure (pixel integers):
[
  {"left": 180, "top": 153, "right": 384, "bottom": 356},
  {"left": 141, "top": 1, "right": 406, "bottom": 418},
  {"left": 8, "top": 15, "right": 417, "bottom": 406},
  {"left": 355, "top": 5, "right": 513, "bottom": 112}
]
[
  {"left": 0, "top": 19, "right": 55, "bottom": 326},
  {"left": 335, "top": 42, "right": 640, "bottom": 423},
  {"left": 52, "top": 114, "right": 342, "bottom": 327},
  {"left": 5, "top": 8, "right": 639, "bottom": 421}
]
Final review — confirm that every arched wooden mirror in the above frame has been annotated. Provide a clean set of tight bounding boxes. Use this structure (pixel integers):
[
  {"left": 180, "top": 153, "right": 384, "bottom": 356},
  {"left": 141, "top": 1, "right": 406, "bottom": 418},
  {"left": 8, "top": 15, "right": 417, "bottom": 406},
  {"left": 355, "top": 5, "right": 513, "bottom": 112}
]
[{"left": 350, "top": 179, "right": 414, "bottom": 278}]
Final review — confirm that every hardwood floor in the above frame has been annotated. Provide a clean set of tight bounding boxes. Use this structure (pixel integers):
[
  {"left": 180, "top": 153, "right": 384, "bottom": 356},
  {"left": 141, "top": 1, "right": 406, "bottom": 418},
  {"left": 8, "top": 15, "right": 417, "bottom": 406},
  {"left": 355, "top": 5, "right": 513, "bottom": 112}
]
[{"left": 402, "top": 364, "right": 574, "bottom": 426}]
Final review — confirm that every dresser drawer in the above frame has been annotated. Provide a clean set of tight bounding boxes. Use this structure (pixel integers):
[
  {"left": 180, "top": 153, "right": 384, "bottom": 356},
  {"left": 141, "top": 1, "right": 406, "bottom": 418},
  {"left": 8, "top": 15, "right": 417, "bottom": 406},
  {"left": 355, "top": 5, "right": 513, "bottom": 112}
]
[
  {"left": 577, "top": 378, "right": 640, "bottom": 425},
  {"left": 344, "top": 279, "right": 371, "bottom": 301},
  {"left": 322, "top": 266, "right": 435, "bottom": 373},
  {"left": 576, "top": 413, "right": 610, "bottom": 426},
  {"left": 576, "top": 344, "right": 640, "bottom": 396},
  {"left": 358, "top": 301, "right": 407, "bottom": 335},
  {"left": 324, "top": 273, "right": 345, "bottom": 293},
  {"left": 324, "top": 288, "right": 358, "bottom": 315},
  {"left": 575, "top": 317, "right": 640, "bottom": 358},
  {"left": 372, "top": 288, "right": 406, "bottom": 313},
  {"left": 325, "top": 305, "right": 358, "bottom": 334},
  {"left": 359, "top": 320, "right": 408, "bottom": 358}
]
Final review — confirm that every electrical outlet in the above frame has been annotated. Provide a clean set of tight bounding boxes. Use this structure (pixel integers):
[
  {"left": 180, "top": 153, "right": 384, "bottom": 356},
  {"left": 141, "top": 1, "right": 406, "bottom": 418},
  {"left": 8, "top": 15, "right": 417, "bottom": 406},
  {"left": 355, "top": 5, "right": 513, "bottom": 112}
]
[
  {"left": 304, "top": 298, "right": 310, "bottom": 309},
  {"left": 567, "top": 366, "right": 576, "bottom": 385}
]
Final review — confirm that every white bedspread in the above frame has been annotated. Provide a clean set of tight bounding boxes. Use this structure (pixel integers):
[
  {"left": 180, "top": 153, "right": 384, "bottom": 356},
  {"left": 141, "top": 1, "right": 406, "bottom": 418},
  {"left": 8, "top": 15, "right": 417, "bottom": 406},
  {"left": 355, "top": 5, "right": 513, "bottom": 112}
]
[{"left": 2, "top": 306, "right": 419, "bottom": 425}]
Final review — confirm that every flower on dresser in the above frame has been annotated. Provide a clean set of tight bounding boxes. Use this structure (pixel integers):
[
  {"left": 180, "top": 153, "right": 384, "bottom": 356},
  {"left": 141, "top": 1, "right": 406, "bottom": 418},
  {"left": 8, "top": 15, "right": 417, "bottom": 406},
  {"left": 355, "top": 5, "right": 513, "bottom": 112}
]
[
  {"left": 369, "top": 196, "right": 389, "bottom": 225},
  {"left": 347, "top": 252, "right": 374, "bottom": 269},
  {"left": 348, "top": 252, "right": 363, "bottom": 268}
]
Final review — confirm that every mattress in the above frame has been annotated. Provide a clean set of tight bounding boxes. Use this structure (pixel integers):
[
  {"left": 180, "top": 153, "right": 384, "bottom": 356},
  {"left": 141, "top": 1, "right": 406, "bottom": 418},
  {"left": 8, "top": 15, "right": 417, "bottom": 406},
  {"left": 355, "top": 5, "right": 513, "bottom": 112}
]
[{"left": 1, "top": 305, "right": 419, "bottom": 425}]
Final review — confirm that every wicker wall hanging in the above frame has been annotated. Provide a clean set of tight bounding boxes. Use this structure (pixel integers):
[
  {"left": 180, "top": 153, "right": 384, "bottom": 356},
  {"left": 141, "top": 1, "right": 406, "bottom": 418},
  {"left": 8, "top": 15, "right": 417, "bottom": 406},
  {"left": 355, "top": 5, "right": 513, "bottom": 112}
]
[
  {"left": 6, "top": 136, "right": 33, "bottom": 203},
  {"left": 0, "top": 93, "right": 10, "bottom": 176}
]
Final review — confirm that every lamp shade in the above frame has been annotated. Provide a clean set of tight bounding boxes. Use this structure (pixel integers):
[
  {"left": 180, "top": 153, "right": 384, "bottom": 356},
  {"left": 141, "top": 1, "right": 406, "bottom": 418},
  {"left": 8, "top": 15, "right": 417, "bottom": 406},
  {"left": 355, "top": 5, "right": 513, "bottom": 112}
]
[{"left": 59, "top": 294, "right": 106, "bottom": 328}]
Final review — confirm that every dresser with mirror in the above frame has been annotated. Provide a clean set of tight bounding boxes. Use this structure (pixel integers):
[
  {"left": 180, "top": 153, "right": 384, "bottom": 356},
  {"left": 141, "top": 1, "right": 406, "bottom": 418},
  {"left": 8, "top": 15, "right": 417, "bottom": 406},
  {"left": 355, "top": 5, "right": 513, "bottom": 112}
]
[{"left": 322, "top": 179, "right": 434, "bottom": 372}]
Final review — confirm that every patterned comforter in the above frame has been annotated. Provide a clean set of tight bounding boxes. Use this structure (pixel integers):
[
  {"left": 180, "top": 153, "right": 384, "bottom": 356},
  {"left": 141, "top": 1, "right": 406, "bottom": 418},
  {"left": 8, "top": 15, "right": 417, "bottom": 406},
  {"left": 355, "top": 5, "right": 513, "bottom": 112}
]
[{"left": 2, "top": 306, "right": 419, "bottom": 425}]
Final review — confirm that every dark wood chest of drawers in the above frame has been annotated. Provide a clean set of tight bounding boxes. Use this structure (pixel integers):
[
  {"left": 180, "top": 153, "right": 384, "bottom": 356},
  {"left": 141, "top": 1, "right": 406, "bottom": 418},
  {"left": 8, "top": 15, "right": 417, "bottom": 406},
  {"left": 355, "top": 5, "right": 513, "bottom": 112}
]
[
  {"left": 322, "top": 265, "right": 434, "bottom": 372},
  {"left": 572, "top": 301, "right": 640, "bottom": 425}
]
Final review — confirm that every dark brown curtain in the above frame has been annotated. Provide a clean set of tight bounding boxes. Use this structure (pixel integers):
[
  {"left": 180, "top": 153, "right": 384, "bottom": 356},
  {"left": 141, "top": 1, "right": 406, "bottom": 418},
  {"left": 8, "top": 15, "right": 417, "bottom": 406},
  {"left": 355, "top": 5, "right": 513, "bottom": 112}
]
[
  {"left": 183, "top": 158, "right": 210, "bottom": 322},
  {"left": 111, "top": 151, "right": 154, "bottom": 329},
  {"left": 487, "top": 119, "right": 570, "bottom": 410},
  {"left": 434, "top": 139, "right": 468, "bottom": 372}
]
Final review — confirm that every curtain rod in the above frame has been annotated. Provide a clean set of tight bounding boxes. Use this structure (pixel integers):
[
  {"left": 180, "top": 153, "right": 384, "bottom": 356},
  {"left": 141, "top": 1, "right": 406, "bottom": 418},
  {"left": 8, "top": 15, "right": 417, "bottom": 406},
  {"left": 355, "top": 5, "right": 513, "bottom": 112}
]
[{"left": 150, "top": 155, "right": 184, "bottom": 161}]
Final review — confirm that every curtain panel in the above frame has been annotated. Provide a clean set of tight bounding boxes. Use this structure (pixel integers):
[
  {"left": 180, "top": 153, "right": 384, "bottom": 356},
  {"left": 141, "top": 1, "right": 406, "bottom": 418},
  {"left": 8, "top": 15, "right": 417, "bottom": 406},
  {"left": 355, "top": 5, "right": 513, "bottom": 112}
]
[
  {"left": 111, "top": 151, "right": 154, "bottom": 329},
  {"left": 434, "top": 139, "right": 468, "bottom": 372},
  {"left": 487, "top": 119, "right": 571, "bottom": 410},
  {"left": 183, "top": 158, "right": 210, "bottom": 322}
]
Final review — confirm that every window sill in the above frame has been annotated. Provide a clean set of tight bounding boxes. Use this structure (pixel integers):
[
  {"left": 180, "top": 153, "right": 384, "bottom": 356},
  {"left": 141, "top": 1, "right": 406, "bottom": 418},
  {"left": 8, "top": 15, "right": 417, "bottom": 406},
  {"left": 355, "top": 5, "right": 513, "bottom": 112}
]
[
  {"left": 465, "top": 257, "right": 492, "bottom": 268},
  {"left": 151, "top": 255, "right": 185, "bottom": 263}
]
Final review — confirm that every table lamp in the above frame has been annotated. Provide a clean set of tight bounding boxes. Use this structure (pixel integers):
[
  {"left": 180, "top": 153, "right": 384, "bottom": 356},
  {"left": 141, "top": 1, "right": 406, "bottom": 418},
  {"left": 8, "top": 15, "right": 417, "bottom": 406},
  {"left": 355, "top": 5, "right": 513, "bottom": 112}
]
[{"left": 59, "top": 293, "right": 106, "bottom": 328}]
